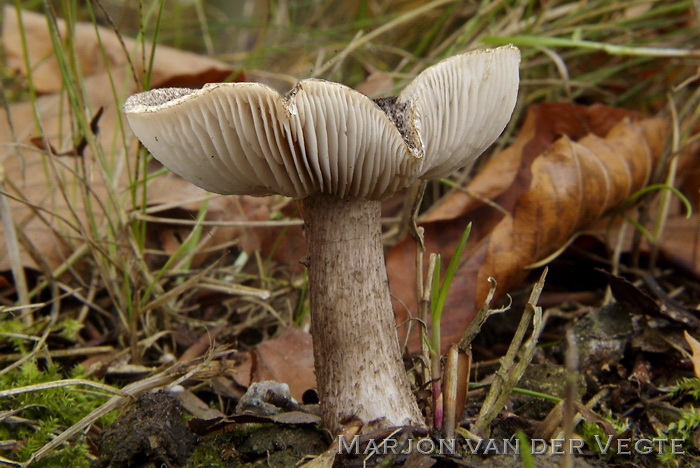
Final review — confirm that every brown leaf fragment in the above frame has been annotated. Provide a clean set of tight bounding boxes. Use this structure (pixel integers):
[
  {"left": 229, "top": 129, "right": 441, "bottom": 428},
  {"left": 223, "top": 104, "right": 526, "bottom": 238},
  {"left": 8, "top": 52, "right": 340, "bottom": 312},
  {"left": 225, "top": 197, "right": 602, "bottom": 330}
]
[
  {"left": 250, "top": 327, "right": 316, "bottom": 401},
  {"left": 29, "top": 107, "right": 105, "bottom": 158},
  {"left": 172, "top": 389, "right": 226, "bottom": 421},
  {"left": 2, "top": 6, "right": 237, "bottom": 93},
  {"left": 599, "top": 269, "right": 700, "bottom": 327},
  {"left": 534, "top": 400, "right": 564, "bottom": 441},
  {"left": 354, "top": 70, "right": 395, "bottom": 97},
  {"left": 598, "top": 270, "right": 661, "bottom": 317},
  {"left": 683, "top": 331, "right": 700, "bottom": 379},
  {"left": 177, "top": 325, "right": 225, "bottom": 363},
  {"left": 574, "top": 402, "right": 619, "bottom": 437},
  {"left": 658, "top": 215, "right": 700, "bottom": 278}
]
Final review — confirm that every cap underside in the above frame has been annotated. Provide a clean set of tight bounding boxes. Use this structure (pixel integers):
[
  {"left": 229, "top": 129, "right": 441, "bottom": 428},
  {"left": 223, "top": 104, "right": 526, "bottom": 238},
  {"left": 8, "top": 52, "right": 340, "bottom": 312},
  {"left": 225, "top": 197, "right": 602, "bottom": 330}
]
[{"left": 124, "top": 45, "right": 520, "bottom": 200}]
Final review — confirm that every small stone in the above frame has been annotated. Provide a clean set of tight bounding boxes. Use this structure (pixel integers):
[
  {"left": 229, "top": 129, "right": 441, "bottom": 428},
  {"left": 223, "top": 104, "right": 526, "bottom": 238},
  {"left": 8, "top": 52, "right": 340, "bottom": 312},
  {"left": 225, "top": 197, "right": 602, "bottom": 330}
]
[{"left": 236, "top": 381, "right": 295, "bottom": 416}]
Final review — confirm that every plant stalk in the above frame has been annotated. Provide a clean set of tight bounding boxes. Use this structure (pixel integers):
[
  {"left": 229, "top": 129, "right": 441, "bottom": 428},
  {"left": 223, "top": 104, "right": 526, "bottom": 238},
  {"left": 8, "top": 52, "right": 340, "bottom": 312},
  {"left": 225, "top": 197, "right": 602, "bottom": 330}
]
[{"left": 303, "top": 193, "right": 425, "bottom": 433}]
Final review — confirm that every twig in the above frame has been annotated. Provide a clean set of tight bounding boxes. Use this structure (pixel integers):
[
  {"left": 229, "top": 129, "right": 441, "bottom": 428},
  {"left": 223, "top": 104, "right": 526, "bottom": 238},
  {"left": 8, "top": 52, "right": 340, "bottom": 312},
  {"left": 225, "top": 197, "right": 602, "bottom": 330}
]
[
  {"left": 562, "top": 328, "right": 578, "bottom": 468},
  {"left": 473, "top": 268, "right": 548, "bottom": 435},
  {"left": 458, "top": 277, "right": 501, "bottom": 351}
]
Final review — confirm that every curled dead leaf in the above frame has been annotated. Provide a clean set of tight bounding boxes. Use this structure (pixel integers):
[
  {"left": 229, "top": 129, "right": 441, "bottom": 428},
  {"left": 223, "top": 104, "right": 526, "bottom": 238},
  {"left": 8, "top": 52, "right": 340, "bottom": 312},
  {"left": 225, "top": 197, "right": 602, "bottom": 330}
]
[{"left": 389, "top": 103, "right": 670, "bottom": 352}]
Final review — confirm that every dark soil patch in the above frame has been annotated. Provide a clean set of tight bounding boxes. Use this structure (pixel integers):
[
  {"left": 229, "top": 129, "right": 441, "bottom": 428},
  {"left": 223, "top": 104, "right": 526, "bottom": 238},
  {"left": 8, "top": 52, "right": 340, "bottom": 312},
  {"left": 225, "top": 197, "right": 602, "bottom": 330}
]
[{"left": 95, "top": 391, "right": 195, "bottom": 467}]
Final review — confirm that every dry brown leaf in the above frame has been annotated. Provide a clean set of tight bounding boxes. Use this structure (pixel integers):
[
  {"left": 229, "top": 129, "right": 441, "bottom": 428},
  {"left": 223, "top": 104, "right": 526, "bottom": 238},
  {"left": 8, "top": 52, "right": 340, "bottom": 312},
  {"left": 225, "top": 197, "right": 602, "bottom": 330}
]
[
  {"left": 250, "top": 326, "right": 316, "bottom": 401},
  {"left": 389, "top": 103, "right": 669, "bottom": 352},
  {"left": 422, "top": 103, "right": 641, "bottom": 222},
  {"left": 141, "top": 190, "right": 302, "bottom": 271},
  {"left": 474, "top": 117, "right": 666, "bottom": 306},
  {"left": 354, "top": 71, "right": 395, "bottom": 97},
  {"left": 2, "top": 6, "right": 234, "bottom": 93},
  {"left": 0, "top": 71, "right": 134, "bottom": 271},
  {"left": 0, "top": 6, "right": 242, "bottom": 273},
  {"left": 658, "top": 215, "right": 700, "bottom": 275}
]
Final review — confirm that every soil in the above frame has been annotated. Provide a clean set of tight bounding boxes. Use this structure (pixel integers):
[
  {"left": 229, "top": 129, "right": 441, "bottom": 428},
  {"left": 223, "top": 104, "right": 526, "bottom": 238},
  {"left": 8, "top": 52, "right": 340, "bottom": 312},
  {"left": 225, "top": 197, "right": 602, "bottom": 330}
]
[{"left": 96, "top": 391, "right": 196, "bottom": 467}]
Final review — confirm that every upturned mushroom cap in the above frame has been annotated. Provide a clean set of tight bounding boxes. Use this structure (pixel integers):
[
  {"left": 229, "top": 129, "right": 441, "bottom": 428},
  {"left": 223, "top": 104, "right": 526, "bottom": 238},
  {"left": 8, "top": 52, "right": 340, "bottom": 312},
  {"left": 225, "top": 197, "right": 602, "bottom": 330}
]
[
  {"left": 400, "top": 45, "right": 520, "bottom": 179},
  {"left": 123, "top": 45, "right": 520, "bottom": 200}
]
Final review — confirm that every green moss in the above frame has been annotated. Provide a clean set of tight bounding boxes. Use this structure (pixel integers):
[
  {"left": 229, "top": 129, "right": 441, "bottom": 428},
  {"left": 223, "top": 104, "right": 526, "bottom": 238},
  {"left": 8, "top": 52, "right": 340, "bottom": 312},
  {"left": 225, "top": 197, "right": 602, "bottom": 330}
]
[
  {"left": 0, "top": 360, "right": 117, "bottom": 466},
  {"left": 186, "top": 437, "right": 230, "bottom": 468}
]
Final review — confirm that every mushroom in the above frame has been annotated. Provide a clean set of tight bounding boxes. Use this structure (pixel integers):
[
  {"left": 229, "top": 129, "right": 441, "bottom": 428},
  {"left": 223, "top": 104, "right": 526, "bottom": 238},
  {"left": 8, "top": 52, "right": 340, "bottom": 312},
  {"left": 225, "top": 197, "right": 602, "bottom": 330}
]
[{"left": 123, "top": 45, "right": 520, "bottom": 433}]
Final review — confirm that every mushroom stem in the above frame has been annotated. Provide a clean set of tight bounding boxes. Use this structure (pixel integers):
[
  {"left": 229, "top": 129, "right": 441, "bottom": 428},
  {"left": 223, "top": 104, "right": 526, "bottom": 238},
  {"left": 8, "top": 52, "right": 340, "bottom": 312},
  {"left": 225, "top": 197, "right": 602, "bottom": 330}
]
[{"left": 303, "top": 193, "right": 425, "bottom": 432}]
